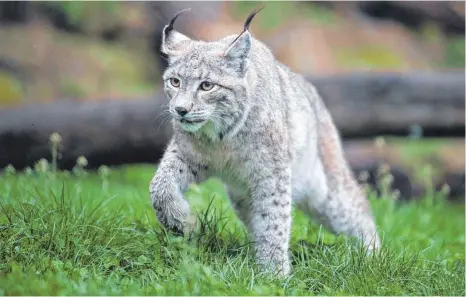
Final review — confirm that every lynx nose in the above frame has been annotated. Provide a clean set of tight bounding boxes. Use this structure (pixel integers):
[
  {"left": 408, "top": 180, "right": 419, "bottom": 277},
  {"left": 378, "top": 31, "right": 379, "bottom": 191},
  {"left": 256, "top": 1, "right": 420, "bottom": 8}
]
[{"left": 175, "top": 106, "right": 188, "bottom": 117}]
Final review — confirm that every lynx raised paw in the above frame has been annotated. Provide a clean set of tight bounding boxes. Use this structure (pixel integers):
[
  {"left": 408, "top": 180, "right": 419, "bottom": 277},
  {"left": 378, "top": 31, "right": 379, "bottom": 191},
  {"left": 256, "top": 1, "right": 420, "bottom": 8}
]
[{"left": 153, "top": 198, "right": 194, "bottom": 236}]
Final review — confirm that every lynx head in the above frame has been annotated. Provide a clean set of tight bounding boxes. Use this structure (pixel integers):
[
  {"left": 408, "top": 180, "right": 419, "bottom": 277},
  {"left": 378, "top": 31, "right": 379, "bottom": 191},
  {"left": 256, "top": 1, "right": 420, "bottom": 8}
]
[{"left": 161, "top": 8, "right": 263, "bottom": 137}]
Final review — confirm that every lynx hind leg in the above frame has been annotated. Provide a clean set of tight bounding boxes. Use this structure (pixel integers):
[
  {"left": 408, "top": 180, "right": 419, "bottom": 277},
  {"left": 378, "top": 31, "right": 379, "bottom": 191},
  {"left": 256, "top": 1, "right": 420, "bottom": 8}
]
[
  {"left": 306, "top": 180, "right": 381, "bottom": 251},
  {"left": 310, "top": 105, "right": 381, "bottom": 251}
]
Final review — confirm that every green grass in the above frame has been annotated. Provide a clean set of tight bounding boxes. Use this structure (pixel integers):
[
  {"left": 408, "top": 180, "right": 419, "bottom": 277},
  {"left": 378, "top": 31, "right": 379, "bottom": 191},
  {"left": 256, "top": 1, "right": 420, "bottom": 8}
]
[{"left": 0, "top": 164, "right": 464, "bottom": 295}]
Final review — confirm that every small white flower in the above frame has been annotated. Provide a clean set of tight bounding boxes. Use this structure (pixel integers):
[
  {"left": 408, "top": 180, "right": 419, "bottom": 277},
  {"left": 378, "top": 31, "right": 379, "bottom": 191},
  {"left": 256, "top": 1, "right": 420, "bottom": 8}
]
[
  {"left": 441, "top": 183, "right": 451, "bottom": 196},
  {"left": 49, "top": 132, "right": 62, "bottom": 146},
  {"left": 358, "top": 171, "right": 369, "bottom": 182},
  {"left": 374, "top": 136, "right": 386, "bottom": 149},
  {"left": 34, "top": 158, "right": 49, "bottom": 173},
  {"left": 4, "top": 164, "right": 16, "bottom": 175},
  {"left": 76, "top": 156, "right": 88, "bottom": 168},
  {"left": 98, "top": 165, "right": 110, "bottom": 177}
]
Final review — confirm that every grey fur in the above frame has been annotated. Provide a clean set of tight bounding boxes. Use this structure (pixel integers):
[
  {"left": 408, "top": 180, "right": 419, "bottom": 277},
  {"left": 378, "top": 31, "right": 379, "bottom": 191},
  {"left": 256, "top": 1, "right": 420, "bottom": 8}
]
[{"left": 150, "top": 8, "right": 380, "bottom": 276}]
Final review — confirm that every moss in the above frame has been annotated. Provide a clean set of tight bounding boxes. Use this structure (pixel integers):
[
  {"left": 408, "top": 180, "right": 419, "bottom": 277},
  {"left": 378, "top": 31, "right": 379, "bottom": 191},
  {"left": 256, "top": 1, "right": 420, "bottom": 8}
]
[
  {"left": 336, "top": 46, "right": 406, "bottom": 69},
  {"left": 59, "top": 80, "right": 87, "bottom": 99},
  {"left": 0, "top": 71, "right": 23, "bottom": 105}
]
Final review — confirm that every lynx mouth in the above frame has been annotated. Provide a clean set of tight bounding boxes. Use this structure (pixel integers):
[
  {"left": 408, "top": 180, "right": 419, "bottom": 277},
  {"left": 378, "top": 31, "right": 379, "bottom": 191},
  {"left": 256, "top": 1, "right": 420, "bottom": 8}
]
[
  {"left": 180, "top": 118, "right": 205, "bottom": 124},
  {"left": 179, "top": 118, "right": 206, "bottom": 132}
]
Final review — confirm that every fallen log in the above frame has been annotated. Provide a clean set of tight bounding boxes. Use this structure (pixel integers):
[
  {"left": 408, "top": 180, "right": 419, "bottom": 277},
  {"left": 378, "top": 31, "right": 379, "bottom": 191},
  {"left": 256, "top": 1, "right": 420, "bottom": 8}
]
[
  {"left": 357, "top": 1, "right": 465, "bottom": 36},
  {"left": 308, "top": 71, "right": 465, "bottom": 138},
  {"left": 0, "top": 98, "right": 173, "bottom": 170},
  {"left": 0, "top": 72, "right": 464, "bottom": 171}
]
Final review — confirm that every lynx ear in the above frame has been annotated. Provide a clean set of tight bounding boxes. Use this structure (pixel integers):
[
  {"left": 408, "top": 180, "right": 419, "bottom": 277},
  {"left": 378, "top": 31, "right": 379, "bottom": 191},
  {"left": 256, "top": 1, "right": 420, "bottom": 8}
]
[
  {"left": 224, "top": 31, "right": 252, "bottom": 60},
  {"left": 161, "top": 8, "right": 192, "bottom": 56},
  {"left": 224, "top": 7, "right": 263, "bottom": 71}
]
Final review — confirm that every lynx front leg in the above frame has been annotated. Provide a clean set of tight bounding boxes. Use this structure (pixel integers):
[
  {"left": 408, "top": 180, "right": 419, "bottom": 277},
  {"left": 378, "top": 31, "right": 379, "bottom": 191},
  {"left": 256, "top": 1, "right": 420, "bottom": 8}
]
[
  {"left": 149, "top": 145, "right": 197, "bottom": 235},
  {"left": 249, "top": 166, "right": 293, "bottom": 276}
]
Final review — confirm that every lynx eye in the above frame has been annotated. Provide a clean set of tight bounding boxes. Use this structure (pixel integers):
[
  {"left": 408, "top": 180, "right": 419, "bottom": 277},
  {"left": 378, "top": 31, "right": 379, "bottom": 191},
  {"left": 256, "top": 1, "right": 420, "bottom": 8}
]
[
  {"left": 200, "top": 81, "right": 214, "bottom": 91},
  {"left": 169, "top": 78, "right": 180, "bottom": 88}
]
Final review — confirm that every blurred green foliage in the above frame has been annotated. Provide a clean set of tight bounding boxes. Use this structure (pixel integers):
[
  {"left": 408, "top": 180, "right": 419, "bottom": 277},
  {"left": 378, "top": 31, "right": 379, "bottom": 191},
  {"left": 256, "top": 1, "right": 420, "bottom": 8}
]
[
  {"left": 234, "top": 2, "right": 464, "bottom": 70},
  {"left": 299, "top": 3, "right": 336, "bottom": 25},
  {"left": 45, "top": 1, "right": 119, "bottom": 27},
  {"left": 421, "top": 23, "right": 465, "bottom": 69},
  {"left": 233, "top": 2, "right": 336, "bottom": 33},
  {"left": 392, "top": 137, "right": 446, "bottom": 182},
  {"left": 0, "top": 1, "right": 463, "bottom": 104},
  {"left": 233, "top": 2, "right": 298, "bottom": 32},
  {"left": 444, "top": 37, "right": 465, "bottom": 68}
]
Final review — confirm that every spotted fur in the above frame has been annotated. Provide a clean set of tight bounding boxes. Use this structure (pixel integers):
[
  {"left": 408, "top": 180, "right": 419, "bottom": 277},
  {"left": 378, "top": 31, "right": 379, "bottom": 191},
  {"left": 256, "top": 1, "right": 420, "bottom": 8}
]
[{"left": 149, "top": 8, "right": 380, "bottom": 276}]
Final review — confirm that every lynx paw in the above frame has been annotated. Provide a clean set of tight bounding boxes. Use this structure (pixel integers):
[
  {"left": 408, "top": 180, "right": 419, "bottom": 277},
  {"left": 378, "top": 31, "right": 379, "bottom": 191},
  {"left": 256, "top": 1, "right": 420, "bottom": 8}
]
[{"left": 153, "top": 198, "right": 194, "bottom": 236}]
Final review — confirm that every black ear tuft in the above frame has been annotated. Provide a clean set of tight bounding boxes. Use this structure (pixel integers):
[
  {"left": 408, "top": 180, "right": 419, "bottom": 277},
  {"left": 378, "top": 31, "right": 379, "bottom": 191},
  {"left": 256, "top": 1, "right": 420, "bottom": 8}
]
[
  {"left": 224, "top": 6, "right": 264, "bottom": 54},
  {"left": 164, "top": 8, "right": 191, "bottom": 35},
  {"left": 243, "top": 6, "right": 264, "bottom": 31}
]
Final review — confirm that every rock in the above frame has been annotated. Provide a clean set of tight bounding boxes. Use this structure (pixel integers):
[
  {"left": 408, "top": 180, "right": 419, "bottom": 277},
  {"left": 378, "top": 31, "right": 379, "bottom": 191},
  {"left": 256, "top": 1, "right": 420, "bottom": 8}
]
[
  {"left": 352, "top": 162, "right": 416, "bottom": 201},
  {"left": 438, "top": 171, "right": 465, "bottom": 202}
]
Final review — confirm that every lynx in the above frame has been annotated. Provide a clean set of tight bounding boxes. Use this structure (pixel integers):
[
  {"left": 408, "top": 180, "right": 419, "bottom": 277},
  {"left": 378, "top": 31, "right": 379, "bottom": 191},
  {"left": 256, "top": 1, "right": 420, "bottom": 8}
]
[{"left": 149, "top": 8, "right": 381, "bottom": 276}]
